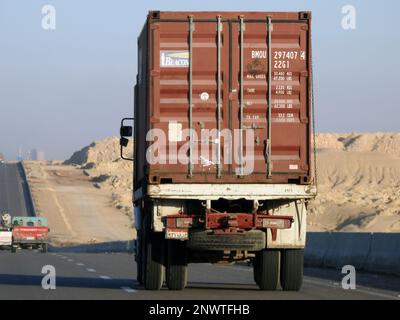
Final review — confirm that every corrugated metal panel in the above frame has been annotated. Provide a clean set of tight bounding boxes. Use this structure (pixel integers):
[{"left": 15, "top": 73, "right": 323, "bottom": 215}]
[{"left": 135, "top": 11, "right": 313, "bottom": 187}]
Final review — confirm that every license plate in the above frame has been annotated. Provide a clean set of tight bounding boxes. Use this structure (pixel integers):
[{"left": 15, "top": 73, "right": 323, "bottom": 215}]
[
  {"left": 165, "top": 229, "right": 188, "bottom": 240},
  {"left": 27, "top": 237, "right": 35, "bottom": 240}
]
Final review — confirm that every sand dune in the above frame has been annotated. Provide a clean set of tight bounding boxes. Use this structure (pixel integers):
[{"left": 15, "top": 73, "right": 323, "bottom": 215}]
[
  {"left": 64, "top": 137, "right": 134, "bottom": 219},
  {"left": 309, "top": 133, "right": 400, "bottom": 232}
]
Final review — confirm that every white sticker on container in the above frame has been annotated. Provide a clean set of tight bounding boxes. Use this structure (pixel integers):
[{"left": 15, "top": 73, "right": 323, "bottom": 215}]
[
  {"left": 160, "top": 51, "right": 189, "bottom": 68},
  {"left": 168, "top": 121, "right": 182, "bottom": 142},
  {"left": 289, "top": 164, "right": 299, "bottom": 170}
]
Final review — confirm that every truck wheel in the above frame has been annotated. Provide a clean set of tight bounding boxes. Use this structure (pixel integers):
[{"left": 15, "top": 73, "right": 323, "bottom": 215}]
[
  {"left": 41, "top": 244, "right": 48, "bottom": 253},
  {"left": 143, "top": 216, "right": 165, "bottom": 290},
  {"left": 11, "top": 246, "right": 16, "bottom": 253},
  {"left": 255, "top": 249, "right": 280, "bottom": 291},
  {"left": 166, "top": 240, "right": 188, "bottom": 290},
  {"left": 280, "top": 249, "right": 304, "bottom": 291}
]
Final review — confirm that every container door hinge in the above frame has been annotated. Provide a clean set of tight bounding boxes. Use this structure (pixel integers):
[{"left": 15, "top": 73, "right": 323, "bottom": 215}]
[
  {"left": 300, "top": 117, "right": 309, "bottom": 124},
  {"left": 300, "top": 70, "right": 309, "bottom": 77}
]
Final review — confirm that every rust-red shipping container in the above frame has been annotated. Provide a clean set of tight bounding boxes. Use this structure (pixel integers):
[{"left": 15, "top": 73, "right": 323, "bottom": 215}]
[{"left": 134, "top": 11, "right": 314, "bottom": 187}]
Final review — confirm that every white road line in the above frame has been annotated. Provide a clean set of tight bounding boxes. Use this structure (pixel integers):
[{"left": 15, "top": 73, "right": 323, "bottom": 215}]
[
  {"left": 304, "top": 277, "right": 399, "bottom": 300},
  {"left": 76, "top": 263, "right": 85, "bottom": 266},
  {"left": 99, "top": 276, "right": 112, "bottom": 280},
  {"left": 67, "top": 259, "right": 74, "bottom": 262},
  {"left": 354, "top": 288, "right": 400, "bottom": 300},
  {"left": 121, "top": 286, "right": 137, "bottom": 293},
  {"left": 86, "top": 268, "right": 96, "bottom": 273}
]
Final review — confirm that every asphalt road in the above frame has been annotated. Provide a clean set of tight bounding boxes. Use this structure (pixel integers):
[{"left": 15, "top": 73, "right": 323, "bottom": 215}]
[
  {"left": 0, "top": 251, "right": 398, "bottom": 300},
  {"left": 0, "top": 162, "right": 34, "bottom": 217}
]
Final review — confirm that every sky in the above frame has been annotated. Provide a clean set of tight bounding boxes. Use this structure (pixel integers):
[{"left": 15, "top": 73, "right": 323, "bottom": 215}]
[{"left": 0, "top": 0, "right": 399, "bottom": 160}]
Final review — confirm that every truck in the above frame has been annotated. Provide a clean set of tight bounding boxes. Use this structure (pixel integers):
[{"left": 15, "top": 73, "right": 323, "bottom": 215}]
[
  {"left": 120, "top": 11, "right": 317, "bottom": 291},
  {"left": 0, "top": 153, "right": 4, "bottom": 164},
  {"left": 11, "top": 217, "right": 49, "bottom": 253}
]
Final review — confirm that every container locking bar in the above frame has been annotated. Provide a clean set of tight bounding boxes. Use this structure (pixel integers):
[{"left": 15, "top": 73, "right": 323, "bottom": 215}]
[
  {"left": 217, "top": 15, "right": 222, "bottom": 178},
  {"left": 266, "top": 16, "right": 273, "bottom": 177},
  {"left": 239, "top": 17, "right": 245, "bottom": 176},
  {"left": 188, "top": 16, "right": 194, "bottom": 177}
]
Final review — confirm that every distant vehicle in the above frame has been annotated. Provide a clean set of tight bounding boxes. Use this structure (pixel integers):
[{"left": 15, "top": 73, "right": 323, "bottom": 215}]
[
  {"left": 11, "top": 217, "right": 49, "bottom": 253},
  {"left": 0, "top": 212, "right": 13, "bottom": 250},
  {"left": 0, "top": 153, "right": 4, "bottom": 163}
]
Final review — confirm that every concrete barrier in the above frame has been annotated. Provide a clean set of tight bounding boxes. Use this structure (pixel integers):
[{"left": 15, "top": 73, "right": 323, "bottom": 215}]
[
  {"left": 305, "top": 232, "right": 400, "bottom": 276},
  {"left": 304, "top": 232, "right": 332, "bottom": 267},
  {"left": 365, "top": 233, "right": 400, "bottom": 276},
  {"left": 50, "top": 240, "right": 136, "bottom": 253},
  {"left": 18, "top": 161, "right": 36, "bottom": 217},
  {"left": 323, "top": 232, "right": 372, "bottom": 269}
]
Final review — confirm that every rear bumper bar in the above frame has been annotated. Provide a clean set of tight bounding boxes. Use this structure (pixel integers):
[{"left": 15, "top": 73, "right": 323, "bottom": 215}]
[
  {"left": 13, "top": 240, "right": 48, "bottom": 245},
  {"left": 164, "top": 212, "right": 294, "bottom": 242}
]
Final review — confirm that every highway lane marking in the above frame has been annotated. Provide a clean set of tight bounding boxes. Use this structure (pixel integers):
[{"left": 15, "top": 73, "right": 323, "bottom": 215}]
[
  {"left": 304, "top": 277, "right": 399, "bottom": 300},
  {"left": 99, "top": 276, "right": 112, "bottom": 280},
  {"left": 217, "top": 265, "right": 399, "bottom": 300},
  {"left": 86, "top": 268, "right": 96, "bottom": 273},
  {"left": 67, "top": 259, "right": 74, "bottom": 262},
  {"left": 76, "top": 263, "right": 85, "bottom": 266},
  {"left": 121, "top": 286, "right": 137, "bottom": 293},
  {"left": 352, "top": 287, "right": 400, "bottom": 300}
]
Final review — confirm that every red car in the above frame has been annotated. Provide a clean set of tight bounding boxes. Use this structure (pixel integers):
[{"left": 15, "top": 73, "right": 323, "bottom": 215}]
[{"left": 12, "top": 217, "right": 49, "bottom": 253}]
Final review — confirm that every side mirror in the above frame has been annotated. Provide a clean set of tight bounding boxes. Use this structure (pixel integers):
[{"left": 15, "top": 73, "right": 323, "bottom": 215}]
[
  {"left": 120, "top": 126, "right": 132, "bottom": 137},
  {"left": 120, "top": 137, "right": 129, "bottom": 147},
  {"left": 120, "top": 117, "right": 134, "bottom": 161}
]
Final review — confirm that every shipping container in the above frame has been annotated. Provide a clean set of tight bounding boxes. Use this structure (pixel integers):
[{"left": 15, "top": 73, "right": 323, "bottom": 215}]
[{"left": 134, "top": 11, "right": 314, "bottom": 187}]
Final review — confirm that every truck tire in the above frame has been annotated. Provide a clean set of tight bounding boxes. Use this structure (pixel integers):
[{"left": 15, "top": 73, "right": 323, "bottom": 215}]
[
  {"left": 41, "top": 244, "right": 48, "bottom": 253},
  {"left": 11, "top": 246, "right": 16, "bottom": 253},
  {"left": 255, "top": 249, "right": 280, "bottom": 291},
  {"left": 143, "top": 215, "right": 165, "bottom": 290},
  {"left": 188, "top": 230, "right": 265, "bottom": 251},
  {"left": 166, "top": 240, "right": 188, "bottom": 290},
  {"left": 280, "top": 249, "right": 304, "bottom": 291}
]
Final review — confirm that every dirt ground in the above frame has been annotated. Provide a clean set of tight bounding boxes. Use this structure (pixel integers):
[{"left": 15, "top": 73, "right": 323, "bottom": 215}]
[{"left": 23, "top": 161, "right": 136, "bottom": 246}]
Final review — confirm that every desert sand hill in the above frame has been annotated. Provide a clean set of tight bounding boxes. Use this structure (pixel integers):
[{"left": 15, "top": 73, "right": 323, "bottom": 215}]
[
  {"left": 309, "top": 132, "right": 400, "bottom": 232},
  {"left": 64, "top": 133, "right": 400, "bottom": 232},
  {"left": 64, "top": 137, "right": 134, "bottom": 221}
]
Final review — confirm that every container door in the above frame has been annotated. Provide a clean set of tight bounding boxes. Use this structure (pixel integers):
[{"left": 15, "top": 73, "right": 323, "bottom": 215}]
[
  {"left": 152, "top": 18, "right": 231, "bottom": 179},
  {"left": 230, "top": 18, "right": 310, "bottom": 180}
]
